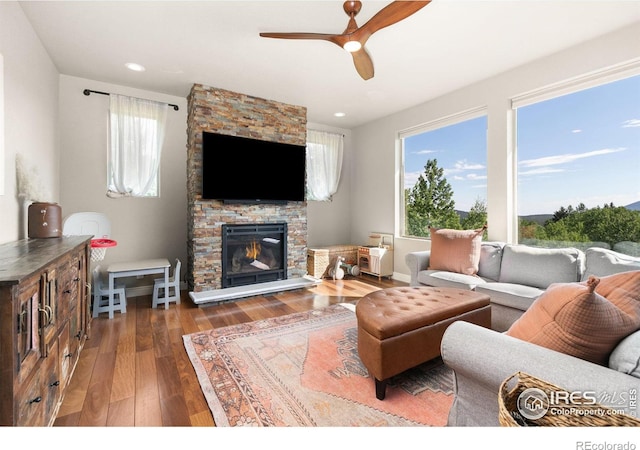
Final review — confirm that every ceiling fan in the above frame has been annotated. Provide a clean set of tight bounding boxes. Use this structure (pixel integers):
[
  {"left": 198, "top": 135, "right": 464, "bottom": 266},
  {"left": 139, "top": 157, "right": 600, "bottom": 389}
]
[{"left": 260, "top": 1, "right": 431, "bottom": 80}]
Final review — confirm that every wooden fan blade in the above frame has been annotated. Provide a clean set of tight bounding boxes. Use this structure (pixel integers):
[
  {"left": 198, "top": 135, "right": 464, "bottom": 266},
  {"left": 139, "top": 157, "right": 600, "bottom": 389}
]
[
  {"left": 354, "top": 1, "right": 430, "bottom": 44},
  {"left": 259, "top": 32, "right": 342, "bottom": 47},
  {"left": 351, "top": 47, "right": 374, "bottom": 80}
]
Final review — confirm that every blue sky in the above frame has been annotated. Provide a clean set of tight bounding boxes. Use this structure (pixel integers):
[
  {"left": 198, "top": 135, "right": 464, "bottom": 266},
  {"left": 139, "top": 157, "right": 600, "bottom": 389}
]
[{"left": 403, "top": 74, "right": 640, "bottom": 216}]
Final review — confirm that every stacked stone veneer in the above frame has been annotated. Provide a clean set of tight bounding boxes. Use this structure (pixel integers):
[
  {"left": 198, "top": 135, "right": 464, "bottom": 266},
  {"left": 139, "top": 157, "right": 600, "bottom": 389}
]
[{"left": 187, "top": 84, "right": 308, "bottom": 292}]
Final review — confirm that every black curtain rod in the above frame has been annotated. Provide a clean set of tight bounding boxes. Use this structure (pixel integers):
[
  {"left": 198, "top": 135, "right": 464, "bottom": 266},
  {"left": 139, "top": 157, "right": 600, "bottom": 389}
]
[{"left": 83, "top": 89, "right": 179, "bottom": 111}]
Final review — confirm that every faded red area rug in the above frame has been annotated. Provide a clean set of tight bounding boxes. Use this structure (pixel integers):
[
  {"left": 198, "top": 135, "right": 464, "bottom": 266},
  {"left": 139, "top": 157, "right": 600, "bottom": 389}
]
[{"left": 183, "top": 304, "right": 453, "bottom": 426}]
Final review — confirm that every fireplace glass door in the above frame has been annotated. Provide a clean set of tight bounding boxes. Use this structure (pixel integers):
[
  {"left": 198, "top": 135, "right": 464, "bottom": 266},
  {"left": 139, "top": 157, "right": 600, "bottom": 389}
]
[{"left": 221, "top": 223, "right": 287, "bottom": 288}]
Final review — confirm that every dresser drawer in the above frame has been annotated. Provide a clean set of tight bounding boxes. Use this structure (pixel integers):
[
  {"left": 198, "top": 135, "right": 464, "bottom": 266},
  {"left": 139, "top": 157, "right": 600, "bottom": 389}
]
[{"left": 16, "top": 371, "right": 44, "bottom": 427}]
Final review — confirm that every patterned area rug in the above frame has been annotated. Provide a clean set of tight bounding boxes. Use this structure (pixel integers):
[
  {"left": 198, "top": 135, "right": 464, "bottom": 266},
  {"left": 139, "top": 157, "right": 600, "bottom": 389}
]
[{"left": 183, "top": 303, "right": 454, "bottom": 426}]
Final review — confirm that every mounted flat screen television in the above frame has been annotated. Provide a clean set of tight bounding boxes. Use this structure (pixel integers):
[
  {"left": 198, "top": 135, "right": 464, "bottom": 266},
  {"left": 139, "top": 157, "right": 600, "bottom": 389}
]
[{"left": 201, "top": 131, "right": 306, "bottom": 203}]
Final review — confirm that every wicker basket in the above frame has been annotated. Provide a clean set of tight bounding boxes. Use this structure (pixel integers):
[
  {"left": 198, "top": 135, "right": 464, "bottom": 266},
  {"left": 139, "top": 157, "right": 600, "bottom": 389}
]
[
  {"left": 498, "top": 371, "right": 640, "bottom": 427},
  {"left": 307, "top": 245, "right": 359, "bottom": 278},
  {"left": 307, "top": 248, "right": 330, "bottom": 278}
]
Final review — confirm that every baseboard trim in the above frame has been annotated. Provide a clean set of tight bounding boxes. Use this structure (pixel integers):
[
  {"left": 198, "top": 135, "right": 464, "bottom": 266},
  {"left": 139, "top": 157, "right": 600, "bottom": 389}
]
[
  {"left": 393, "top": 272, "right": 410, "bottom": 283},
  {"left": 125, "top": 282, "right": 187, "bottom": 298}
]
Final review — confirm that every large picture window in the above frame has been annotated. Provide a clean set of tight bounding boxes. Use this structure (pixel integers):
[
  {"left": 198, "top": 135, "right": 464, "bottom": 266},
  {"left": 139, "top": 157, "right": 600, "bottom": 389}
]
[
  {"left": 515, "top": 74, "right": 640, "bottom": 255},
  {"left": 400, "top": 111, "right": 487, "bottom": 238}
]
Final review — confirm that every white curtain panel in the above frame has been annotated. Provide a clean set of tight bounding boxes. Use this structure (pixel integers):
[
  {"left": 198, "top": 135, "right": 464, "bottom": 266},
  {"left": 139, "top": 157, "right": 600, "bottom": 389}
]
[
  {"left": 306, "top": 129, "right": 343, "bottom": 201},
  {"left": 108, "top": 94, "right": 168, "bottom": 197}
]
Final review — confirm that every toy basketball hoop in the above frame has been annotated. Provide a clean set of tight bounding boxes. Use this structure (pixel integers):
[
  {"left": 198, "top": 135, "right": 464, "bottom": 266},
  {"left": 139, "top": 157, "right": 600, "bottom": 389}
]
[{"left": 90, "top": 238, "right": 117, "bottom": 262}]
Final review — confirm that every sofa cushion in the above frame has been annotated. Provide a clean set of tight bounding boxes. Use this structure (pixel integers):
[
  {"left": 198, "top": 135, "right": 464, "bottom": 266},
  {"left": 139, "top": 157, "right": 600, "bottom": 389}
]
[
  {"left": 475, "top": 282, "right": 543, "bottom": 312},
  {"left": 582, "top": 247, "right": 640, "bottom": 280},
  {"left": 609, "top": 330, "right": 640, "bottom": 378},
  {"left": 505, "top": 276, "right": 640, "bottom": 366},
  {"left": 417, "top": 269, "right": 488, "bottom": 290},
  {"left": 428, "top": 227, "right": 485, "bottom": 276},
  {"left": 476, "top": 242, "right": 505, "bottom": 281},
  {"left": 498, "top": 245, "right": 584, "bottom": 289}
]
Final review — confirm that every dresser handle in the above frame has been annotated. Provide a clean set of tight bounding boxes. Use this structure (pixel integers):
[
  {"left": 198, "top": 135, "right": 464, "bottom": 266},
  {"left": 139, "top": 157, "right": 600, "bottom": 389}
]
[
  {"left": 63, "top": 289, "right": 72, "bottom": 294},
  {"left": 75, "top": 331, "right": 82, "bottom": 340},
  {"left": 65, "top": 353, "right": 73, "bottom": 358},
  {"left": 49, "top": 380, "right": 60, "bottom": 387},
  {"left": 29, "top": 396, "right": 42, "bottom": 404},
  {"left": 38, "top": 308, "right": 51, "bottom": 326}
]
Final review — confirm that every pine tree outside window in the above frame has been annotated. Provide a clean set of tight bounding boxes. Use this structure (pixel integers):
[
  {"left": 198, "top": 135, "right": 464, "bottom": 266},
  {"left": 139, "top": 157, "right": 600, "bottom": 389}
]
[{"left": 400, "top": 111, "right": 488, "bottom": 238}]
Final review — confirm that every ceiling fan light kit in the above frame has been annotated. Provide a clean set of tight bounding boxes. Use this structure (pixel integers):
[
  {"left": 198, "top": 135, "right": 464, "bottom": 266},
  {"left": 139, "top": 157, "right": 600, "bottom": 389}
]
[
  {"left": 343, "top": 40, "right": 362, "bottom": 53},
  {"left": 259, "top": 1, "right": 431, "bottom": 80}
]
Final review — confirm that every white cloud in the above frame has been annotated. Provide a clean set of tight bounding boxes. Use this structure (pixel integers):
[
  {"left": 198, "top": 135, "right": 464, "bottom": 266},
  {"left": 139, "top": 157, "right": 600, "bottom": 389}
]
[
  {"left": 444, "top": 159, "right": 486, "bottom": 177},
  {"left": 572, "top": 129, "right": 582, "bottom": 133},
  {"left": 413, "top": 149, "right": 438, "bottom": 155},
  {"left": 519, "top": 167, "right": 565, "bottom": 176},
  {"left": 454, "top": 161, "right": 485, "bottom": 171},
  {"left": 519, "top": 147, "right": 626, "bottom": 168},
  {"left": 403, "top": 171, "right": 421, "bottom": 188},
  {"left": 467, "top": 173, "right": 487, "bottom": 181},
  {"left": 622, "top": 119, "right": 640, "bottom": 128}
]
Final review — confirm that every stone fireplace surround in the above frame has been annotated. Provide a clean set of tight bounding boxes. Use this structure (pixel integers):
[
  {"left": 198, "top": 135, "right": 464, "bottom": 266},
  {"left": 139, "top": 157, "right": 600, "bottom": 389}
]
[{"left": 186, "top": 84, "right": 308, "bottom": 293}]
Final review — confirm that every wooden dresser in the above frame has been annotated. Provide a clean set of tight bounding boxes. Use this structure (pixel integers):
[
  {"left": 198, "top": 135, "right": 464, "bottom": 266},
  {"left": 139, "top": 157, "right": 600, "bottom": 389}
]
[{"left": 0, "top": 236, "right": 92, "bottom": 426}]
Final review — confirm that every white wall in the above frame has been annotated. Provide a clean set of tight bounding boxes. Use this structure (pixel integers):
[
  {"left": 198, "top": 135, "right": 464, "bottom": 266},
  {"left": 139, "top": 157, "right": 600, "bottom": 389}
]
[
  {"left": 350, "top": 22, "right": 640, "bottom": 280},
  {"left": 58, "top": 75, "right": 188, "bottom": 289},
  {"left": 0, "top": 2, "right": 60, "bottom": 244}
]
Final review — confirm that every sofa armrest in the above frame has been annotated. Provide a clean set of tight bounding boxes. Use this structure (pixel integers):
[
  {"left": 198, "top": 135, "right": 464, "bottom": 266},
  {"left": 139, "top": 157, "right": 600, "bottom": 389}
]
[
  {"left": 405, "top": 251, "right": 431, "bottom": 286},
  {"left": 441, "top": 321, "right": 639, "bottom": 426}
]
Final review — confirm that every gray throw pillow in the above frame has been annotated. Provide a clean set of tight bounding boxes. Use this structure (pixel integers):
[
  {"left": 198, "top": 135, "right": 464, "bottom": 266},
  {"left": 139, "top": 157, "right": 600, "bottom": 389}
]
[
  {"left": 499, "top": 245, "right": 583, "bottom": 289},
  {"left": 609, "top": 330, "right": 640, "bottom": 378},
  {"left": 477, "top": 242, "right": 505, "bottom": 281}
]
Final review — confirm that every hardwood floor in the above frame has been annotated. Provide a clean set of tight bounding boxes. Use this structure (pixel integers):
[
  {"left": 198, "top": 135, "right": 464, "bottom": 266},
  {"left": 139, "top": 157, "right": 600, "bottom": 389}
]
[{"left": 53, "top": 275, "right": 407, "bottom": 427}]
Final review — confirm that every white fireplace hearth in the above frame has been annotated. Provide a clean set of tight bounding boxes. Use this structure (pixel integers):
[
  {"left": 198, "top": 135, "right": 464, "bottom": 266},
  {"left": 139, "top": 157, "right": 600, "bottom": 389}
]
[{"left": 188, "top": 276, "right": 321, "bottom": 306}]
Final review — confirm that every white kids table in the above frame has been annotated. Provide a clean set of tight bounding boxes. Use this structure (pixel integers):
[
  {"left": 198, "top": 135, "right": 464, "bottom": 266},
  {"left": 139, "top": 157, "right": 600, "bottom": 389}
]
[{"left": 106, "top": 258, "right": 170, "bottom": 319}]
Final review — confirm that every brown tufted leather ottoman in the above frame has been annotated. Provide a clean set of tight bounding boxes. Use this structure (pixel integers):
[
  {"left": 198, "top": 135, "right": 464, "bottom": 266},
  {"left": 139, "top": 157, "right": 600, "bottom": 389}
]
[{"left": 356, "top": 286, "right": 491, "bottom": 400}]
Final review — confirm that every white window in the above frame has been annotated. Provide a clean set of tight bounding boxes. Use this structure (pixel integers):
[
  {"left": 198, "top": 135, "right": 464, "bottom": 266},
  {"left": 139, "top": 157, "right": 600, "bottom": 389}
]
[
  {"left": 514, "top": 72, "right": 640, "bottom": 255},
  {"left": 108, "top": 94, "right": 168, "bottom": 198},
  {"left": 306, "top": 129, "right": 343, "bottom": 201},
  {"left": 400, "top": 110, "right": 488, "bottom": 238}
]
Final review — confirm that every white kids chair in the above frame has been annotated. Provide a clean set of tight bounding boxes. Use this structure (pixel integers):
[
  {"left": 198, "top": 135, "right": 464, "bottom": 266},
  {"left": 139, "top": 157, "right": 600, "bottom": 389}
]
[
  {"left": 152, "top": 259, "right": 181, "bottom": 309},
  {"left": 92, "top": 265, "right": 127, "bottom": 318}
]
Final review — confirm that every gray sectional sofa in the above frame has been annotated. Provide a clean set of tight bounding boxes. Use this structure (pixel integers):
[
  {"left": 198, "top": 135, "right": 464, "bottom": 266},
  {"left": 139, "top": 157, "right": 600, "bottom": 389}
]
[
  {"left": 441, "top": 320, "right": 640, "bottom": 426},
  {"left": 406, "top": 243, "right": 640, "bottom": 426},
  {"left": 406, "top": 243, "right": 640, "bottom": 331}
]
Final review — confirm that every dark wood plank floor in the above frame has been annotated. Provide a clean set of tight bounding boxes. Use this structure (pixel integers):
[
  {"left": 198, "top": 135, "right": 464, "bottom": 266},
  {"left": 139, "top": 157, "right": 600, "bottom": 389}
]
[{"left": 53, "top": 275, "right": 407, "bottom": 427}]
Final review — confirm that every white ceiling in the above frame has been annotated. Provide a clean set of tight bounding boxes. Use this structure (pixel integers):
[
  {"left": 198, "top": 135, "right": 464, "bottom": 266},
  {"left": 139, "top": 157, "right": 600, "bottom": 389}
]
[{"left": 19, "top": 0, "right": 640, "bottom": 129}]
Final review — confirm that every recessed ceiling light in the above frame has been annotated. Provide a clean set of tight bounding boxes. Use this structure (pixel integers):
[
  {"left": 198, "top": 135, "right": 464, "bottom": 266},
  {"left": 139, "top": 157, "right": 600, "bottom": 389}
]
[
  {"left": 125, "top": 62, "right": 146, "bottom": 72},
  {"left": 334, "top": 112, "right": 346, "bottom": 118}
]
